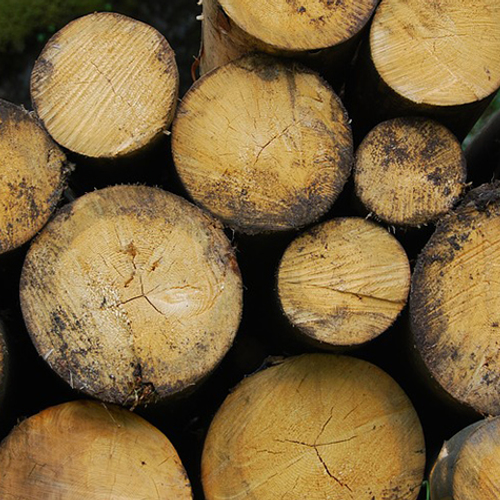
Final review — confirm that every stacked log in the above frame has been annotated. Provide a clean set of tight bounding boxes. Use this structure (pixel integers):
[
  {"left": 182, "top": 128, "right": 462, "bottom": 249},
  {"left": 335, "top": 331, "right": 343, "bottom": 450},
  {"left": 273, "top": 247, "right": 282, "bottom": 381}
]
[
  {"left": 202, "top": 354, "right": 425, "bottom": 499},
  {"left": 172, "top": 54, "right": 353, "bottom": 234},
  {"left": 20, "top": 185, "right": 243, "bottom": 407},
  {"left": 430, "top": 416, "right": 500, "bottom": 499},
  {"left": 0, "top": 400, "right": 193, "bottom": 498},
  {"left": 0, "top": 1, "right": 500, "bottom": 498}
]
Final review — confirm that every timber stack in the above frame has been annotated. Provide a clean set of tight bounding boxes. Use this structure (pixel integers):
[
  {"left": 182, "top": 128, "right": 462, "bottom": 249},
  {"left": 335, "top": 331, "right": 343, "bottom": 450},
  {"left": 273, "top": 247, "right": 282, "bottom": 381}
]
[{"left": 0, "top": 1, "right": 499, "bottom": 498}]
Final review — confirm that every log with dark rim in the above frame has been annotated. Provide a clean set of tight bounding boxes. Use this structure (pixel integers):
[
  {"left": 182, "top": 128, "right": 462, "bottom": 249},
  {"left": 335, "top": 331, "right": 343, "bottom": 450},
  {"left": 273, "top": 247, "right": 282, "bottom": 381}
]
[
  {"left": 19, "top": 185, "right": 243, "bottom": 407},
  {"left": 172, "top": 53, "right": 353, "bottom": 235}
]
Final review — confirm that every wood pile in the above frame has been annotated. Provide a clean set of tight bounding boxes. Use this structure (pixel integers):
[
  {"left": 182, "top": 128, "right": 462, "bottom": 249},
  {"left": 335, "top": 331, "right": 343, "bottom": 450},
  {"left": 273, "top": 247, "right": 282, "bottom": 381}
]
[{"left": 0, "top": 1, "right": 500, "bottom": 498}]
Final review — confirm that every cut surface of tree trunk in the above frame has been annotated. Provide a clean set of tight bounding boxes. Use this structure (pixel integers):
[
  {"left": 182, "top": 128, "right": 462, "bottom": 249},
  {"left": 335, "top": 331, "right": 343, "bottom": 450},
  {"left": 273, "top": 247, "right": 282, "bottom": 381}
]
[
  {"left": 411, "top": 183, "right": 500, "bottom": 416},
  {"left": 277, "top": 218, "right": 410, "bottom": 348},
  {"left": 0, "top": 99, "right": 66, "bottom": 254},
  {"left": 20, "top": 185, "right": 243, "bottom": 407},
  {"left": 31, "top": 12, "right": 179, "bottom": 159},
  {"left": 354, "top": 117, "right": 466, "bottom": 227},
  {"left": 347, "top": 0, "right": 500, "bottom": 141},
  {"left": 202, "top": 354, "right": 425, "bottom": 500},
  {"left": 430, "top": 417, "right": 500, "bottom": 499},
  {"left": 0, "top": 400, "right": 193, "bottom": 499},
  {"left": 200, "top": 0, "right": 378, "bottom": 77},
  {"left": 371, "top": 0, "right": 500, "bottom": 107},
  {"left": 173, "top": 54, "right": 353, "bottom": 234}
]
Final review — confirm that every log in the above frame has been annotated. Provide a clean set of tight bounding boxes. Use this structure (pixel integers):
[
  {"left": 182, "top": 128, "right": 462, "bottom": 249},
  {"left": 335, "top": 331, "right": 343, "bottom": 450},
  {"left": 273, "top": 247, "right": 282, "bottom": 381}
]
[
  {"left": 30, "top": 12, "right": 179, "bottom": 159},
  {"left": 277, "top": 218, "right": 410, "bottom": 349},
  {"left": 0, "top": 400, "right": 193, "bottom": 498},
  {"left": 354, "top": 117, "right": 467, "bottom": 227},
  {"left": 199, "top": 0, "right": 379, "bottom": 87},
  {"left": 0, "top": 98, "right": 67, "bottom": 255},
  {"left": 346, "top": 0, "right": 500, "bottom": 141},
  {"left": 20, "top": 185, "right": 243, "bottom": 407},
  {"left": 430, "top": 416, "right": 500, "bottom": 499},
  {"left": 172, "top": 54, "right": 353, "bottom": 234},
  {"left": 410, "top": 182, "right": 500, "bottom": 416},
  {"left": 202, "top": 354, "right": 425, "bottom": 499}
]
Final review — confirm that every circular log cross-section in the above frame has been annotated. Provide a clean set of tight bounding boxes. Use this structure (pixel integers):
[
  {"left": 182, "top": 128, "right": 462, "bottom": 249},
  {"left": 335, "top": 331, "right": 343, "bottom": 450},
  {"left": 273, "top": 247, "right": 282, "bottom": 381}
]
[
  {"left": 173, "top": 54, "right": 353, "bottom": 234},
  {"left": 411, "top": 183, "right": 500, "bottom": 415},
  {"left": 430, "top": 417, "right": 500, "bottom": 499},
  {"left": 0, "top": 99, "right": 66, "bottom": 254},
  {"left": 277, "top": 218, "right": 410, "bottom": 348},
  {"left": 202, "top": 354, "right": 425, "bottom": 500},
  {"left": 200, "top": 0, "right": 379, "bottom": 75},
  {"left": 371, "top": 0, "right": 500, "bottom": 108},
  {"left": 31, "top": 12, "right": 179, "bottom": 159},
  {"left": 354, "top": 118, "right": 466, "bottom": 227},
  {"left": 20, "top": 185, "right": 243, "bottom": 407},
  {"left": 0, "top": 400, "right": 192, "bottom": 498}
]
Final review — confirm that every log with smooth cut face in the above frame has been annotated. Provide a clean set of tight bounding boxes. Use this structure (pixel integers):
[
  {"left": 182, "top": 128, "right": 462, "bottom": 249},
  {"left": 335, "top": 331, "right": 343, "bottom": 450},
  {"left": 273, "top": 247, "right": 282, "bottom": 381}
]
[
  {"left": 430, "top": 417, "right": 500, "bottom": 499},
  {"left": 172, "top": 54, "right": 353, "bottom": 234},
  {"left": 411, "top": 183, "right": 500, "bottom": 415},
  {"left": 277, "top": 218, "right": 410, "bottom": 347},
  {"left": 31, "top": 12, "right": 179, "bottom": 158},
  {"left": 0, "top": 400, "right": 193, "bottom": 498},
  {"left": 20, "top": 185, "right": 242, "bottom": 406},
  {"left": 0, "top": 99, "right": 66, "bottom": 254},
  {"left": 217, "top": 0, "right": 379, "bottom": 51},
  {"left": 371, "top": 0, "right": 500, "bottom": 107},
  {"left": 202, "top": 355, "right": 425, "bottom": 500},
  {"left": 355, "top": 117, "right": 466, "bottom": 227}
]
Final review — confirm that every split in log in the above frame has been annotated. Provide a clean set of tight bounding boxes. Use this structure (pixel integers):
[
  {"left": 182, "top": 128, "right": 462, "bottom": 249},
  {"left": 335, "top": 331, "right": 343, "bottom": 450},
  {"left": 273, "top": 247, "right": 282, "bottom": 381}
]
[
  {"left": 0, "top": 320, "right": 8, "bottom": 411},
  {"left": 202, "top": 354, "right": 425, "bottom": 499},
  {"left": 411, "top": 182, "right": 500, "bottom": 416},
  {"left": 354, "top": 117, "right": 467, "bottom": 227},
  {"left": 346, "top": 0, "right": 500, "bottom": 140},
  {"left": 430, "top": 416, "right": 500, "bottom": 499},
  {"left": 0, "top": 99, "right": 67, "bottom": 255},
  {"left": 277, "top": 218, "right": 410, "bottom": 348},
  {"left": 0, "top": 400, "right": 193, "bottom": 498},
  {"left": 172, "top": 54, "right": 353, "bottom": 234},
  {"left": 20, "top": 185, "right": 243, "bottom": 407},
  {"left": 200, "top": 0, "right": 378, "bottom": 86},
  {"left": 31, "top": 12, "right": 179, "bottom": 159}
]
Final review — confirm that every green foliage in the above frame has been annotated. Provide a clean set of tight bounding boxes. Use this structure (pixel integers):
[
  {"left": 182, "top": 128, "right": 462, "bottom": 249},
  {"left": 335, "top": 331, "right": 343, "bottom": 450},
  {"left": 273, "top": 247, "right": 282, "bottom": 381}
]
[{"left": 0, "top": 0, "right": 114, "bottom": 51}]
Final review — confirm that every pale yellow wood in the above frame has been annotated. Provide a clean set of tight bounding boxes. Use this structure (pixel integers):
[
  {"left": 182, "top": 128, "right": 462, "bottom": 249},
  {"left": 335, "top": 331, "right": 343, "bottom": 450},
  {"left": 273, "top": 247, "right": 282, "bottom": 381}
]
[
  {"left": 0, "top": 400, "right": 193, "bottom": 499},
  {"left": 20, "top": 185, "right": 242, "bottom": 406},
  {"left": 200, "top": 0, "right": 378, "bottom": 74},
  {"left": 371, "top": 0, "right": 500, "bottom": 106},
  {"left": 202, "top": 354, "right": 425, "bottom": 499},
  {"left": 278, "top": 218, "right": 410, "bottom": 346},
  {"left": 0, "top": 99, "right": 66, "bottom": 254},
  {"left": 411, "top": 184, "right": 500, "bottom": 415},
  {"left": 355, "top": 118, "right": 466, "bottom": 227},
  {"left": 173, "top": 54, "right": 353, "bottom": 234},
  {"left": 31, "top": 12, "right": 179, "bottom": 158},
  {"left": 430, "top": 417, "right": 500, "bottom": 500},
  {"left": 218, "top": 0, "right": 378, "bottom": 51}
]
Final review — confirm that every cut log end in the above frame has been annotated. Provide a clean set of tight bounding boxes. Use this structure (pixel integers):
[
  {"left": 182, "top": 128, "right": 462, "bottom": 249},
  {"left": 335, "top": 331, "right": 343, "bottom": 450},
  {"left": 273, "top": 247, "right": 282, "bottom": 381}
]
[
  {"left": 278, "top": 218, "right": 410, "bottom": 347},
  {"left": 202, "top": 354, "right": 425, "bottom": 499},
  {"left": 354, "top": 117, "right": 466, "bottom": 227},
  {"left": 430, "top": 417, "right": 500, "bottom": 499},
  {"left": 371, "top": 0, "right": 500, "bottom": 106},
  {"left": 0, "top": 99, "right": 66, "bottom": 254},
  {"left": 218, "top": 0, "right": 378, "bottom": 51},
  {"left": 0, "top": 400, "right": 193, "bottom": 498},
  {"left": 31, "top": 12, "right": 179, "bottom": 159},
  {"left": 411, "top": 183, "right": 500, "bottom": 415},
  {"left": 173, "top": 54, "right": 353, "bottom": 234},
  {"left": 20, "top": 185, "right": 243, "bottom": 406}
]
